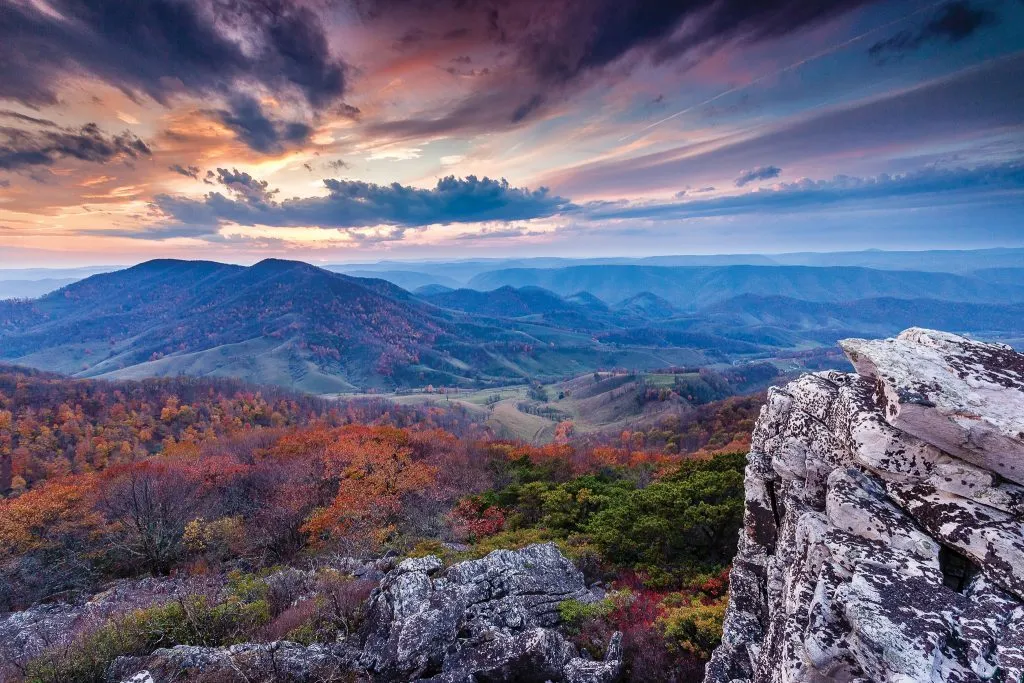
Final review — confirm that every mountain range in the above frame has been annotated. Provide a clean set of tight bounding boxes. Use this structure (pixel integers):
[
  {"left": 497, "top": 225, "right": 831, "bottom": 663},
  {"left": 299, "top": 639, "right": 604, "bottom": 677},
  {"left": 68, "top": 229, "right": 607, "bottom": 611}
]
[
  {"left": 0, "top": 260, "right": 713, "bottom": 392},
  {"left": 466, "top": 264, "right": 1024, "bottom": 307},
  {"left": 1, "top": 255, "right": 1023, "bottom": 393}
]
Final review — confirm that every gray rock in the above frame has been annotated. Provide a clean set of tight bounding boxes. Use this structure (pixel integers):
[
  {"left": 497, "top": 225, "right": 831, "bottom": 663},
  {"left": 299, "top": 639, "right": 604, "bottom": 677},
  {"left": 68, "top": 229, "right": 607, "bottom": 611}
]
[
  {"left": 107, "top": 641, "right": 362, "bottom": 683},
  {"left": 358, "top": 543, "right": 621, "bottom": 682},
  {"left": 708, "top": 329, "right": 1024, "bottom": 683}
]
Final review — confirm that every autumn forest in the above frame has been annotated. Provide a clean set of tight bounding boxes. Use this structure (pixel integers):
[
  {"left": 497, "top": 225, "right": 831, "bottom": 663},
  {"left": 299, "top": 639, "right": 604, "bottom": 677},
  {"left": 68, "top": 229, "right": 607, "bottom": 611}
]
[{"left": 0, "top": 364, "right": 753, "bottom": 682}]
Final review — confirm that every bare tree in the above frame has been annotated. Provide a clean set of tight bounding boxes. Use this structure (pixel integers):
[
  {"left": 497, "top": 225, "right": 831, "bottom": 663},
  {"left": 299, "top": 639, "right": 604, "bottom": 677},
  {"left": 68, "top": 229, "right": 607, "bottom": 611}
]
[{"left": 99, "top": 465, "right": 201, "bottom": 574}]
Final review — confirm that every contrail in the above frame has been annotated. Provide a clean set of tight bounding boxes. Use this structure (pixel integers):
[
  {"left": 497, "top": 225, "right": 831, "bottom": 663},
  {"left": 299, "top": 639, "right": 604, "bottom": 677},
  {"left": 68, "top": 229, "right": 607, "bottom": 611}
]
[{"left": 618, "top": 0, "right": 948, "bottom": 143}]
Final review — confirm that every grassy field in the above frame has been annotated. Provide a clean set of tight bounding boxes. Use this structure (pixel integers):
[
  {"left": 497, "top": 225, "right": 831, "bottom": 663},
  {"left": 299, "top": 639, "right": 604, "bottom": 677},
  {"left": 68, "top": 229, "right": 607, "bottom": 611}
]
[{"left": 338, "top": 372, "right": 688, "bottom": 444}]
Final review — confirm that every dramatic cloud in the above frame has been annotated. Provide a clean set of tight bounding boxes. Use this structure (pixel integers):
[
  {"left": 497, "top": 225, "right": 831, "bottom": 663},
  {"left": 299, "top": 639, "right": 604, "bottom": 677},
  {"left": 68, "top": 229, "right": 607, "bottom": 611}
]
[
  {"left": 869, "top": 1, "right": 997, "bottom": 58},
  {"left": 212, "top": 168, "right": 279, "bottom": 205},
  {"left": 550, "top": 52, "right": 1024, "bottom": 197},
  {"left": 138, "top": 175, "right": 573, "bottom": 240},
  {"left": 0, "top": 0, "right": 345, "bottom": 152},
  {"left": 735, "top": 166, "right": 782, "bottom": 186},
  {"left": 169, "top": 164, "right": 201, "bottom": 180},
  {"left": 0, "top": 123, "right": 151, "bottom": 171},
  {"left": 362, "top": 0, "right": 877, "bottom": 136},
  {"left": 209, "top": 96, "right": 313, "bottom": 154},
  {"left": 0, "top": 110, "right": 58, "bottom": 128}
]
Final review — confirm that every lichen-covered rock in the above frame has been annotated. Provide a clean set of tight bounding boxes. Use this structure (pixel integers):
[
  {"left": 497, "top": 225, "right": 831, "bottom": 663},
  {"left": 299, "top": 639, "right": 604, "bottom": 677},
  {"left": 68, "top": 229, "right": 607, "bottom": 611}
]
[
  {"left": 358, "top": 543, "right": 621, "bottom": 682},
  {"left": 708, "top": 329, "right": 1024, "bottom": 683},
  {"left": 842, "top": 328, "right": 1024, "bottom": 485},
  {"left": 0, "top": 576, "right": 192, "bottom": 678}
]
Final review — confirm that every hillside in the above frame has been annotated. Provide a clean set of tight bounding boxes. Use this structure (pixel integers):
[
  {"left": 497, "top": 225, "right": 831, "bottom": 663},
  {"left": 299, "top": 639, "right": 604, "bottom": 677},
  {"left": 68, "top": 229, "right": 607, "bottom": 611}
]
[
  {"left": 467, "top": 264, "right": 1024, "bottom": 308},
  {"left": 421, "top": 285, "right": 583, "bottom": 318},
  {"left": 5, "top": 259, "right": 1024, "bottom": 394},
  {"left": 612, "top": 292, "right": 679, "bottom": 319},
  {"left": 0, "top": 260, "right": 720, "bottom": 392},
  {"left": 383, "top": 364, "right": 785, "bottom": 445}
]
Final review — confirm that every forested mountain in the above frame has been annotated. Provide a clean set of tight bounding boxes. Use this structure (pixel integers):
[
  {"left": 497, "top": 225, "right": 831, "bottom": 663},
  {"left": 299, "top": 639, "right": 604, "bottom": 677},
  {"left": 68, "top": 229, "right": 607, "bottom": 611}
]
[
  {"left": 0, "top": 260, "right": 721, "bottom": 392},
  {"left": 700, "top": 295, "right": 1024, "bottom": 337},
  {"left": 420, "top": 285, "right": 583, "bottom": 318}
]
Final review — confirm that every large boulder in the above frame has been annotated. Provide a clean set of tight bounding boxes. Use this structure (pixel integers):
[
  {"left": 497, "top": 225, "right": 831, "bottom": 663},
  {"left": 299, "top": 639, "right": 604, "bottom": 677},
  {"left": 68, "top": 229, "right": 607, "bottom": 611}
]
[
  {"left": 707, "top": 329, "right": 1024, "bottom": 683},
  {"left": 358, "top": 543, "right": 622, "bottom": 683}
]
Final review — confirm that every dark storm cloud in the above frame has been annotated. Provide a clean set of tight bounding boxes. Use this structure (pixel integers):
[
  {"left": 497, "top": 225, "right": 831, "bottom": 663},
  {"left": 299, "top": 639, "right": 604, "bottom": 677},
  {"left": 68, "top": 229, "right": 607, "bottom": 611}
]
[
  {"left": 134, "top": 175, "right": 574, "bottom": 239},
  {"left": 363, "top": 0, "right": 877, "bottom": 137},
  {"left": 869, "top": 1, "right": 997, "bottom": 58},
  {"left": 210, "top": 96, "right": 313, "bottom": 154},
  {"left": 169, "top": 164, "right": 201, "bottom": 179},
  {"left": 0, "top": 123, "right": 151, "bottom": 171},
  {"left": 0, "top": 0, "right": 345, "bottom": 151},
  {"left": 504, "top": 0, "right": 879, "bottom": 84},
  {"left": 587, "top": 162, "right": 1024, "bottom": 221},
  {"left": 735, "top": 166, "right": 782, "bottom": 187}
]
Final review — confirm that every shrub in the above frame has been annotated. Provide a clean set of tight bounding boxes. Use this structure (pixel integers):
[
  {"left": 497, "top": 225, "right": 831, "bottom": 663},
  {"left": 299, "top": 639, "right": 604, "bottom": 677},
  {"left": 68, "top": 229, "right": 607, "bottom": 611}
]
[
  {"left": 24, "top": 574, "right": 272, "bottom": 683},
  {"left": 658, "top": 598, "right": 728, "bottom": 659},
  {"left": 558, "top": 596, "right": 616, "bottom": 634},
  {"left": 586, "top": 454, "right": 744, "bottom": 571},
  {"left": 262, "top": 599, "right": 318, "bottom": 643},
  {"left": 282, "top": 571, "right": 376, "bottom": 645},
  {"left": 461, "top": 527, "right": 554, "bottom": 558}
]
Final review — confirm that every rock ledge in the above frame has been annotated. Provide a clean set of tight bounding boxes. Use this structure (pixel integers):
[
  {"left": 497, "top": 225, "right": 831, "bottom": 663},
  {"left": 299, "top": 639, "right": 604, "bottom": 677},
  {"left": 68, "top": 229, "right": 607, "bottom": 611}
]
[{"left": 706, "top": 328, "right": 1024, "bottom": 683}]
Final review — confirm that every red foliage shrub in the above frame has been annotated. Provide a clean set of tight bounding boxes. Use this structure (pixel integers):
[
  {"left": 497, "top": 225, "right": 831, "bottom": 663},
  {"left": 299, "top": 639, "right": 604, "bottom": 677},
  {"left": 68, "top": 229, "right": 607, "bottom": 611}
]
[{"left": 449, "top": 498, "right": 506, "bottom": 542}]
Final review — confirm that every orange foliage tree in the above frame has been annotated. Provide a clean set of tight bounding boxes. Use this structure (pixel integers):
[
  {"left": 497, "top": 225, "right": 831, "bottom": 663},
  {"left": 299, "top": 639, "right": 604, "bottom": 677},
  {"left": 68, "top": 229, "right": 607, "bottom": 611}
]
[{"left": 297, "top": 426, "right": 438, "bottom": 554}]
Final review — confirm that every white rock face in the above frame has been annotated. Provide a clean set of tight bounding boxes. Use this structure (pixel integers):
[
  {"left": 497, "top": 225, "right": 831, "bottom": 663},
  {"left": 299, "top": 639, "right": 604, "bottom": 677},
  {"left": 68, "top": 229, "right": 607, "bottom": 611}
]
[
  {"left": 706, "top": 329, "right": 1024, "bottom": 683},
  {"left": 842, "top": 328, "right": 1024, "bottom": 485}
]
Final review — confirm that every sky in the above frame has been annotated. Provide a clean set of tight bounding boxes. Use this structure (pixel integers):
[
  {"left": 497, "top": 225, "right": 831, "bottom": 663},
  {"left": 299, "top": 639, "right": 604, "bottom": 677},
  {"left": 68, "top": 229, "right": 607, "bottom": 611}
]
[{"left": 0, "top": 0, "right": 1022, "bottom": 267}]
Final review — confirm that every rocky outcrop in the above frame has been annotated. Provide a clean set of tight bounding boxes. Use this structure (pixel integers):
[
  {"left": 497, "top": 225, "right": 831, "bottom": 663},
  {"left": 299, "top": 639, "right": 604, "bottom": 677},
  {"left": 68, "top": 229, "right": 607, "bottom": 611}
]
[
  {"left": 0, "top": 576, "right": 192, "bottom": 677},
  {"left": 107, "top": 544, "right": 621, "bottom": 683},
  {"left": 706, "top": 328, "right": 1024, "bottom": 683},
  {"left": 358, "top": 543, "right": 622, "bottom": 682}
]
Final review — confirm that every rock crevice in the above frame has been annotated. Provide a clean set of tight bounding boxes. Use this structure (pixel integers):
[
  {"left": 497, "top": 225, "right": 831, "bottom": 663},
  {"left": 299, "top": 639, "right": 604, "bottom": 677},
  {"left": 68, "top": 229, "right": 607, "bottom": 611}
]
[{"left": 707, "top": 328, "right": 1024, "bottom": 683}]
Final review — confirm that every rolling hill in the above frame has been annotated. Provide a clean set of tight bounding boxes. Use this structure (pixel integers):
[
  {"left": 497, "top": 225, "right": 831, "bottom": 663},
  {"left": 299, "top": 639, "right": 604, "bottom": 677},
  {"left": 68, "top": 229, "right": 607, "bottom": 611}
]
[{"left": 0, "top": 260, "right": 718, "bottom": 392}]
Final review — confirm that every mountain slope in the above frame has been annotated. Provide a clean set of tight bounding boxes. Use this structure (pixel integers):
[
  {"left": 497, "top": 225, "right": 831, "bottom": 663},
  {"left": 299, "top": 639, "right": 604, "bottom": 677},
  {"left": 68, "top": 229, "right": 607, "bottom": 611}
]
[
  {"left": 467, "top": 265, "right": 1024, "bottom": 308},
  {"left": 0, "top": 260, "right": 721, "bottom": 391},
  {"left": 612, "top": 292, "right": 679, "bottom": 319},
  {"left": 420, "top": 285, "right": 578, "bottom": 318},
  {"left": 0, "top": 259, "right": 459, "bottom": 390}
]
